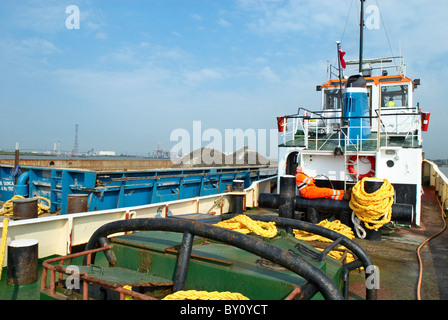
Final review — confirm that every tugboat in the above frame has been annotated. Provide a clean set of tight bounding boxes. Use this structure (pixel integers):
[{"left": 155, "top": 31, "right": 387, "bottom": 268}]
[
  {"left": 2, "top": 0, "right": 447, "bottom": 302},
  {"left": 276, "top": 1, "right": 427, "bottom": 232}
]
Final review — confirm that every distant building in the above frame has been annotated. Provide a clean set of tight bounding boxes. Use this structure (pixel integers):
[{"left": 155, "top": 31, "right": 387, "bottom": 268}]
[{"left": 98, "top": 151, "right": 116, "bottom": 156}]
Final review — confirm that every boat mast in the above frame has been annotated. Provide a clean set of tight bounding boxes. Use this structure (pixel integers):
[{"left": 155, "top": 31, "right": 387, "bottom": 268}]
[{"left": 359, "top": 0, "right": 365, "bottom": 73}]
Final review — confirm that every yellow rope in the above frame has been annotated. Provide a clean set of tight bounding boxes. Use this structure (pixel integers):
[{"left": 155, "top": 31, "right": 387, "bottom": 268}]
[
  {"left": 0, "top": 195, "right": 23, "bottom": 216},
  {"left": 0, "top": 195, "right": 51, "bottom": 217},
  {"left": 123, "top": 285, "right": 133, "bottom": 300},
  {"left": 163, "top": 290, "right": 249, "bottom": 300},
  {"left": 293, "top": 219, "right": 360, "bottom": 267},
  {"left": 0, "top": 218, "right": 8, "bottom": 279},
  {"left": 214, "top": 214, "right": 277, "bottom": 238},
  {"left": 349, "top": 178, "right": 395, "bottom": 230},
  {"left": 35, "top": 196, "right": 51, "bottom": 213},
  {"left": 216, "top": 216, "right": 358, "bottom": 268},
  {"left": 293, "top": 219, "right": 355, "bottom": 242},
  {"left": 315, "top": 247, "right": 356, "bottom": 265}
]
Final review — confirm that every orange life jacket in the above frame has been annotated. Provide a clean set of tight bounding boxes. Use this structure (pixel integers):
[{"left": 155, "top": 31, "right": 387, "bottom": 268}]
[{"left": 296, "top": 171, "right": 344, "bottom": 201}]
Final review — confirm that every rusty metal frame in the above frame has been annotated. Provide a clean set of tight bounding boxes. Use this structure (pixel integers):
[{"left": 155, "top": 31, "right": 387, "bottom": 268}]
[{"left": 41, "top": 244, "right": 157, "bottom": 300}]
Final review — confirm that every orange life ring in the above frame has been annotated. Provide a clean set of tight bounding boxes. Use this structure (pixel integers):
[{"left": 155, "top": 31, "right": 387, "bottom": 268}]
[{"left": 347, "top": 156, "right": 376, "bottom": 180}]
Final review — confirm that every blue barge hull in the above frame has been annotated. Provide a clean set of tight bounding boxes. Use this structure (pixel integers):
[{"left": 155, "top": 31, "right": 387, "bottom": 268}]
[{"left": 0, "top": 165, "right": 276, "bottom": 214}]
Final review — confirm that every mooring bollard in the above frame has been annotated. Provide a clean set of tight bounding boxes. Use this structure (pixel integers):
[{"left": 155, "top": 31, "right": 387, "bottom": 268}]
[
  {"left": 67, "top": 194, "right": 89, "bottom": 214},
  {"left": 363, "top": 179, "right": 384, "bottom": 241},
  {"left": 232, "top": 180, "right": 245, "bottom": 214},
  {"left": 279, "top": 175, "right": 296, "bottom": 233},
  {"left": 7, "top": 239, "right": 39, "bottom": 286},
  {"left": 12, "top": 198, "right": 38, "bottom": 220}
]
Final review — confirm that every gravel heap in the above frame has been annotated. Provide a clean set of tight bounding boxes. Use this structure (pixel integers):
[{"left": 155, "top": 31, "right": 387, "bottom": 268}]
[{"left": 173, "top": 147, "right": 271, "bottom": 168}]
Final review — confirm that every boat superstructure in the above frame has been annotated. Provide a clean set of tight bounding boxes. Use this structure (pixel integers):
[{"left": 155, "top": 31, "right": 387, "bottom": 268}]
[
  {"left": 276, "top": 0, "right": 428, "bottom": 229},
  {"left": 277, "top": 55, "right": 426, "bottom": 227}
]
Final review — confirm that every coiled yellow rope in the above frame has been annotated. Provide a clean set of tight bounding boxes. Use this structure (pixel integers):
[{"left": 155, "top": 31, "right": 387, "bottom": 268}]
[
  {"left": 0, "top": 195, "right": 51, "bottom": 216},
  {"left": 214, "top": 214, "right": 277, "bottom": 238},
  {"left": 293, "top": 219, "right": 355, "bottom": 242},
  {"left": 293, "top": 219, "right": 359, "bottom": 266},
  {"left": 163, "top": 290, "right": 249, "bottom": 300},
  {"left": 349, "top": 178, "right": 395, "bottom": 230}
]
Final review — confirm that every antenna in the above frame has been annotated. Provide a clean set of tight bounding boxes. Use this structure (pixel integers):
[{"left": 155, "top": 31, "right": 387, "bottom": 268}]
[
  {"left": 73, "top": 124, "right": 79, "bottom": 155},
  {"left": 359, "top": 0, "right": 365, "bottom": 73}
]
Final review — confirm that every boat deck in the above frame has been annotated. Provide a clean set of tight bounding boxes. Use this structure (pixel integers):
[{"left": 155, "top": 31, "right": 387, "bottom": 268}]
[
  {"left": 240, "top": 185, "right": 447, "bottom": 300},
  {"left": 348, "top": 186, "right": 448, "bottom": 300},
  {"left": 250, "top": 186, "right": 447, "bottom": 300},
  {"left": 0, "top": 187, "right": 446, "bottom": 300}
]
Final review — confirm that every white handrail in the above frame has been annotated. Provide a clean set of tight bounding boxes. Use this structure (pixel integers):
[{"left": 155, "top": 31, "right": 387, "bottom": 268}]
[{"left": 423, "top": 160, "right": 448, "bottom": 206}]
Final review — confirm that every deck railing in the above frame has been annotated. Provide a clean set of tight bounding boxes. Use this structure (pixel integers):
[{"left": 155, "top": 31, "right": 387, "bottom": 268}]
[
  {"left": 423, "top": 160, "right": 448, "bottom": 208},
  {"left": 278, "top": 108, "right": 422, "bottom": 151}
]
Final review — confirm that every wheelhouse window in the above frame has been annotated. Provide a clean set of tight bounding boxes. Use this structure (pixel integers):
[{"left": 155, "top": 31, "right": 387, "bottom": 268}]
[
  {"left": 324, "top": 89, "right": 343, "bottom": 110},
  {"left": 381, "top": 85, "right": 408, "bottom": 108}
]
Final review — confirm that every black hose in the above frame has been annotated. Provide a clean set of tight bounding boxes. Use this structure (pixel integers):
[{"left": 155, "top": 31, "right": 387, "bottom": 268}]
[
  {"left": 84, "top": 217, "right": 344, "bottom": 300},
  {"left": 222, "top": 214, "right": 377, "bottom": 300},
  {"left": 258, "top": 193, "right": 414, "bottom": 224}
]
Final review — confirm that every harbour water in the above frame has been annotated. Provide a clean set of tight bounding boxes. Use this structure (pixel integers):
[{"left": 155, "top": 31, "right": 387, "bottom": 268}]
[{"left": 440, "top": 166, "right": 448, "bottom": 179}]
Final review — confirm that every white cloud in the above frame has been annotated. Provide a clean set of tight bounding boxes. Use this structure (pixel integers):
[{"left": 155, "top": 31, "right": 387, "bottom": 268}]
[
  {"left": 4, "top": 1, "right": 66, "bottom": 33},
  {"left": 190, "top": 14, "right": 202, "bottom": 21},
  {"left": 95, "top": 32, "right": 108, "bottom": 40},
  {"left": 237, "top": 0, "right": 348, "bottom": 35},
  {"left": 259, "top": 66, "right": 279, "bottom": 82},
  {"left": 218, "top": 18, "right": 232, "bottom": 27},
  {"left": 183, "top": 68, "right": 223, "bottom": 85},
  {"left": 19, "top": 38, "right": 61, "bottom": 55},
  {"left": 95, "top": 43, "right": 189, "bottom": 70}
]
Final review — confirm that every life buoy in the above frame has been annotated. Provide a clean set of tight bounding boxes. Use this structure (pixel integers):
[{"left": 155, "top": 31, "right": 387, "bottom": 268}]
[{"left": 347, "top": 156, "right": 376, "bottom": 180}]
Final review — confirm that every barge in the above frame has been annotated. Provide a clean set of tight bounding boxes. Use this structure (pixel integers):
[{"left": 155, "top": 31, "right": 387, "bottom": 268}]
[{"left": 1, "top": 0, "right": 447, "bottom": 303}]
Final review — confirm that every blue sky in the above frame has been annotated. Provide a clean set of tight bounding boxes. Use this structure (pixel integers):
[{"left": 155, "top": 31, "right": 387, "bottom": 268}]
[{"left": 0, "top": 0, "right": 447, "bottom": 158}]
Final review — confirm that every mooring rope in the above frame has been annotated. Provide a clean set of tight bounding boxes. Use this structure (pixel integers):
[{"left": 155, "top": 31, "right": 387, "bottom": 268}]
[
  {"left": 214, "top": 214, "right": 277, "bottom": 238},
  {"left": 163, "top": 290, "right": 249, "bottom": 300}
]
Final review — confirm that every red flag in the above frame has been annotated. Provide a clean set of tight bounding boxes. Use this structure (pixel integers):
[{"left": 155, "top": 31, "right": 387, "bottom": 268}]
[{"left": 339, "top": 48, "right": 346, "bottom": 69}]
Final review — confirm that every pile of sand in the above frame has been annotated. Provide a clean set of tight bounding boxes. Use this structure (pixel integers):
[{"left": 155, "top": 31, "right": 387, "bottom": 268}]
[
  {"left": 226, "top": 146, "right": 270, "bottom": 166},
  {"left": 173, "top": 147, "right": 271, "bottom": 168}
]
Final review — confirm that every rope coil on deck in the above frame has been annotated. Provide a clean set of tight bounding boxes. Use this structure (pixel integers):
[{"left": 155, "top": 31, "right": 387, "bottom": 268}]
[
  {"left": 349, "top": 178, "right": 394, "bottom": 236},
  {"left": 214, "top": 214, "right": 278, "bottom": 238},
  {"left": 293, "top": 219, "right": 357, "bottom": 265},
  {"left": 0, "top": 195, "right": 51, "bottom": 216},
  {"left": 162, "top": 290, "right": 249, "bottom": 300},
  {"left": 293, "top": 219, "right": 355, "bottom": 242}
]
